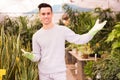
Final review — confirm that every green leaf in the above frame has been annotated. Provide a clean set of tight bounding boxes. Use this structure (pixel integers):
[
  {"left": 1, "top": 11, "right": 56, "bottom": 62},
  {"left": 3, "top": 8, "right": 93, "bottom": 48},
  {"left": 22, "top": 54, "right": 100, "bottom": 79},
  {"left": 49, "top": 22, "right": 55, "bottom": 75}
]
[
  {"left": 112, "top": 41, "right": 120, "bottom": 49},
  {"left": 106, "top": 30, "right": 116, "bottom": 42}
]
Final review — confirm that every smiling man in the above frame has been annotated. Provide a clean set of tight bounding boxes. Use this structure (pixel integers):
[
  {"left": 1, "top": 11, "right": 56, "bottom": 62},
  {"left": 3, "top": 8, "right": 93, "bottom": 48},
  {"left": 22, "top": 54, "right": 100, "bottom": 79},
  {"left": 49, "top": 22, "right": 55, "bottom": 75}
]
[{"left": 21, "top": 3, "right": 107, "bottom": 80}]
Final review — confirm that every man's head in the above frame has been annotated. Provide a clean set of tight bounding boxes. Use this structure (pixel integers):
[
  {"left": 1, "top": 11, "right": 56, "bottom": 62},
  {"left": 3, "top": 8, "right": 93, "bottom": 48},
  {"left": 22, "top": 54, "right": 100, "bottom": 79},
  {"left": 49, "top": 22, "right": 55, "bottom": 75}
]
[
  {"left": 38, "top": 3, "right": 53, "bottom": 12},
  {"left": 38, "top": 3, "right": 53, "bottom": 26}
]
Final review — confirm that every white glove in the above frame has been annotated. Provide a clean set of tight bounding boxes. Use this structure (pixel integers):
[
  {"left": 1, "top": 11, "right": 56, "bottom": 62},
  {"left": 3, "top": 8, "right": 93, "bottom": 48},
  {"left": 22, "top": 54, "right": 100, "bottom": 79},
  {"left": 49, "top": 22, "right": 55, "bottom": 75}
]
[
  {"left": 88, "top": 19, "right": 107, "bottom": 36},
  {"left": 21, "top": 49, "right": 35, "bottom": 61}
]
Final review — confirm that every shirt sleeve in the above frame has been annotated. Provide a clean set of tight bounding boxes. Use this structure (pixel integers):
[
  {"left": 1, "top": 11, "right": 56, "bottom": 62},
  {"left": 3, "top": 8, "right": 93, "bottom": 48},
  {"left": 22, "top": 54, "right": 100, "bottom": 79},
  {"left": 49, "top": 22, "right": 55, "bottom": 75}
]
[
  {"left": 64, "top": 27, "right": 94, "bottom": 44},
  {"left": 32, "top": 35, "right": 41, "bottom": 62}
]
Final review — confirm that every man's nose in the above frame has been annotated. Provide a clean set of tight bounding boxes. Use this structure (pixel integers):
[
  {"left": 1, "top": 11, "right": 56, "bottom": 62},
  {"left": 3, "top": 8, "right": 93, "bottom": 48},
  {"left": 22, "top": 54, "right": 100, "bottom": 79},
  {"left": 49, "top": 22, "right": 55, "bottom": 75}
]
[{"left": 45, "top": 14, "right": 48, "bottom": 17}]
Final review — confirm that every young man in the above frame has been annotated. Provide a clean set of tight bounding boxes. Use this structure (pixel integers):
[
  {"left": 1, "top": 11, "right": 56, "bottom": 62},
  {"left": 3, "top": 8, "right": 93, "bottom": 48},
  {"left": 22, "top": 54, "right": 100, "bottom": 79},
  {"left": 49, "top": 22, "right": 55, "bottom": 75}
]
[{"left": 21, "top": 3, "right": 107, "bottom": 80}]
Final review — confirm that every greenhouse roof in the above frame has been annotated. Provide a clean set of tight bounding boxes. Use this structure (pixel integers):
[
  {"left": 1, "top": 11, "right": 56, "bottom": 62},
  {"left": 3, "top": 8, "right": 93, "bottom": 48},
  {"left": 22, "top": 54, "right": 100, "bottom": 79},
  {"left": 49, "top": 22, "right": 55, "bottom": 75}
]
[{"left": 0, "top": 0, "right": 120, "bottom": 17}]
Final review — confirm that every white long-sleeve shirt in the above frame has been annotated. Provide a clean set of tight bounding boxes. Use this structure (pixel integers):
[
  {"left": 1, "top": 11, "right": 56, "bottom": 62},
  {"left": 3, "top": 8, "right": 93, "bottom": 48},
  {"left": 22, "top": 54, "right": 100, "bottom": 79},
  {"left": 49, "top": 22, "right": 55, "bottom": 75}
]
[{"left": 32, "top": 24, "right": 93, "bottom": 74}]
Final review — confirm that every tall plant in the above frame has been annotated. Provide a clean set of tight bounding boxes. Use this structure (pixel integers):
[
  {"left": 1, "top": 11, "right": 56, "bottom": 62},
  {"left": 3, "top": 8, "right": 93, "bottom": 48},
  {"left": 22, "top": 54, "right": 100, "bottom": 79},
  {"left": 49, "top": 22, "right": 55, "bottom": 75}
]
[
  {"left": 0, "top": 26, "right": 38, "bottom": 80},
  {"left": 0, "top": 16, "right": 42, "bottom": 80}
]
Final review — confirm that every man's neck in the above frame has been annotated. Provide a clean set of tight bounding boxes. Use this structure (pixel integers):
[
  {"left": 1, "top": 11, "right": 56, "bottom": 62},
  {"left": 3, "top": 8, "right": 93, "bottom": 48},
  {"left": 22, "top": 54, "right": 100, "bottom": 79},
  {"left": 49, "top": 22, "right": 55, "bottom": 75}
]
[{"left": 43, "top": 23, "right": 54, "bottom": 30}]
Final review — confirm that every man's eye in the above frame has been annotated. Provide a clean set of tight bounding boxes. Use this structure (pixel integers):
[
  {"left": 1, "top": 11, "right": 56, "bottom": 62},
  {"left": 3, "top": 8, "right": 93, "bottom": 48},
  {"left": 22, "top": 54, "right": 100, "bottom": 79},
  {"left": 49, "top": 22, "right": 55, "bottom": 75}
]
[
  {"left": 42, "top": 13, "right": 45, "bottom": 15},
  {"left": 47, "top": 13, "right": 50, "bottom": 15}
]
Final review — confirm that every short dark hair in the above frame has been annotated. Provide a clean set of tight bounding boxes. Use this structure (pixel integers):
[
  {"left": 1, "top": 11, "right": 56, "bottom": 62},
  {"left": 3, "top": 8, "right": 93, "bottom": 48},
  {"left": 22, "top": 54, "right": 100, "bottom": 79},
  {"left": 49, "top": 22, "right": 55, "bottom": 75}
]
[{"left": 38, "top": 3, "right": 53, "bottom": 12}]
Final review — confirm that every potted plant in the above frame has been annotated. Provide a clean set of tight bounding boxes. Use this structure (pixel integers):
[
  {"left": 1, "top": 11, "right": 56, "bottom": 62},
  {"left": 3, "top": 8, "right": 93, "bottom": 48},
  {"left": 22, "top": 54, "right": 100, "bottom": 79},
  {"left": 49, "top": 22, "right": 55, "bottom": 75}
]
[{"left": 77, "top": 43, "right": 93, "bottom": 59}]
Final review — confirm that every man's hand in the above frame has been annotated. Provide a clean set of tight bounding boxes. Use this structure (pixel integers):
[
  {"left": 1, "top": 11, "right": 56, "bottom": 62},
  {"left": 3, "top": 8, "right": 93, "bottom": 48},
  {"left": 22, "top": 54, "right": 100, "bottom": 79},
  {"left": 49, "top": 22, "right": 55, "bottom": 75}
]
[
  {"left": 88, "top": 19, "right": 107, "bottom": 36},
  {"left": 21, "top": 49, "right": 35, "bottom": 60}
]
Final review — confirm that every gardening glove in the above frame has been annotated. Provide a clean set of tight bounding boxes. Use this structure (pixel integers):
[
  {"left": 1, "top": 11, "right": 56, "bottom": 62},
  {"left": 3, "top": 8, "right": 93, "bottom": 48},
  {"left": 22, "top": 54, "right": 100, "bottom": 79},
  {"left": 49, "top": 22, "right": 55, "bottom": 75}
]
[
  {"left": 88, "top": 19, "right": 107, "bottom": 36},
  {"left": 21, "top": 49, "right": 35, "bottom": 61}
]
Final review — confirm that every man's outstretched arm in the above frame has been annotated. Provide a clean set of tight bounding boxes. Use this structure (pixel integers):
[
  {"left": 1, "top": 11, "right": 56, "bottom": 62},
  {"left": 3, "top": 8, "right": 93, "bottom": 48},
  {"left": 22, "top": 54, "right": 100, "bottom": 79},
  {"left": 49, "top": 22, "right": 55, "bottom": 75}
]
[{"left": 65, "top": 19, "right": 107, "bottom": 44}]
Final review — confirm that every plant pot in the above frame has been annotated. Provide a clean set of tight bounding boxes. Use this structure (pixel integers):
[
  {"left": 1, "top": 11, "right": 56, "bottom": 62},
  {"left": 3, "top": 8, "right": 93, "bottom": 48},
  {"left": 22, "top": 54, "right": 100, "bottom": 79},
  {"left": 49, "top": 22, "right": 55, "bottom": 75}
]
[{"left": 82, "top": 54, "right": 89, "bottom": 59}]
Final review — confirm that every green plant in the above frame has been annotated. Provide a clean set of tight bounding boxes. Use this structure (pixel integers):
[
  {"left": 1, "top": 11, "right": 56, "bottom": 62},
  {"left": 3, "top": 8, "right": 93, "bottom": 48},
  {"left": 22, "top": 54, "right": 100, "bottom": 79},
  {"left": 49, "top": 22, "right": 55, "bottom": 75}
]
[
  {"left": 1, "top": 16, "right": 42, "bottom": 48},
  {"left": 92, "top": 54, "right": 120, "bottom": 80},
  {"left": 91, "top": 22, "right": 120, "bottom": 80},
  {"left": 0, "top": 16, "right": 41, "bottom": 80},
  {"left": 62, "top": 4, "right": 96, "bottom": 34},
  {"left": 0, "top": 26, "right": 38, "bottom": 80},
  {"left": 106, "top": 22, "right": 120, "bottom": 50},
  {"left": 84, "top": 61, "right": 94, "bottom": 78}
]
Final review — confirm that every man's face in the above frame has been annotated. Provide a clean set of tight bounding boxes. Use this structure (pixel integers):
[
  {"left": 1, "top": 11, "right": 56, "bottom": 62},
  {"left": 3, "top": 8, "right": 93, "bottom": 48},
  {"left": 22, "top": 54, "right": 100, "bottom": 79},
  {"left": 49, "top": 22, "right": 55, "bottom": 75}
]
[{"left": 39, "top": 7, "right": 53, "bottom": 25}]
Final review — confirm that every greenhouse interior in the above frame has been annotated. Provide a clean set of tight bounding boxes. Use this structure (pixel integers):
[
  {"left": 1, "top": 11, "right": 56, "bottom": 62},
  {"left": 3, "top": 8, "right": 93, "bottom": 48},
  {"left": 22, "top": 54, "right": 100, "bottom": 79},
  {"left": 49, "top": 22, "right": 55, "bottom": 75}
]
[{"left": 0, "top": 0, "right": 120, "bottom": 80}]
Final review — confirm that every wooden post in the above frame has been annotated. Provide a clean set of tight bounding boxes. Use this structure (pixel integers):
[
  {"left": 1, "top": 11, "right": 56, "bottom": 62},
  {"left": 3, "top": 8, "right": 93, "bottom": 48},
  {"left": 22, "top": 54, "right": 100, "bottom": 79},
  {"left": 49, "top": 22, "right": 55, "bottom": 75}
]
[
  {"left": 68, "top": 51, "right": 97, "bottom": 80},
  {"left": 77, "top": 61, "right": 85, "bottom": 80}
]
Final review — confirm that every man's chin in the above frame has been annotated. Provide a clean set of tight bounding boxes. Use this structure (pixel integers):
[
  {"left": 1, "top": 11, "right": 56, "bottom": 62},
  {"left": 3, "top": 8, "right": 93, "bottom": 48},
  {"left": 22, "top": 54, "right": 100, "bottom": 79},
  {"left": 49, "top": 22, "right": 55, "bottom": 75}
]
[
  {"left": 44, "top": 23, "right": 49, "bottom": 25},
  {"left": 43, "top": 23, "right": 50, "bottom": 26},
  {"left": 44, "top": 21, "right": 51, "bottom": 25}
]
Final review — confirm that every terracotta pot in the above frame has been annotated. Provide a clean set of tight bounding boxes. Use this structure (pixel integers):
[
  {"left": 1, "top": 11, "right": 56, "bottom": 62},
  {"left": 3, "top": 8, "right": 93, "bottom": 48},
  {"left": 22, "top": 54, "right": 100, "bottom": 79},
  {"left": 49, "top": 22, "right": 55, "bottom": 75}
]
[{"left": 82, "top": 54, "right": 89, "bottom": 59}]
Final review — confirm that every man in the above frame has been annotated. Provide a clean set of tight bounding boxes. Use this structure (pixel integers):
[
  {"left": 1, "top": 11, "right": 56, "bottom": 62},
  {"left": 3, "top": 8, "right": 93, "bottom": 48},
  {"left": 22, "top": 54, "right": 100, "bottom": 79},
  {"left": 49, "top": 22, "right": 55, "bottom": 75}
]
[{"left": 21, "top": 3, "right": 107, "bottom": 80}]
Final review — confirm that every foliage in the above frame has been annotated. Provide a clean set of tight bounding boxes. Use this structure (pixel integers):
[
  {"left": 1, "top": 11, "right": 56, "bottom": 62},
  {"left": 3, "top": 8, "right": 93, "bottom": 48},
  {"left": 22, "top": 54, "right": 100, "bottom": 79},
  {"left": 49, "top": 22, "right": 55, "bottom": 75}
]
[
  {"left": 92, "top": 54, "right": 120, "bottom": 80},
  {"left": 0, "top": 16, "right": 42, "bottom": 48},
  {"left": 62, "top": 4, "right": 96, "bottom": 34},
  {"left": 62, "top": 5, "right": 120, "bottom": 79},
  {"left": 84, "top": 61, "right": 94, "bottom": 77},
  {"left": 62, "top": 5, "right": 115, "bottom": 55},
  {"left": 92, "top": 22, "right": 120, "bottom": 80},
  {"left": 0, "top": 16, "right": 41, "bottom": 80},
  {"left": 0, "top": 28, "right": 38, "bottom": 80},
  {"left": 89, "top": 8, "right": 116, "bottom": 55},
  {"left": 106, "top": 22, "right": 120, "bottom": 49}
]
